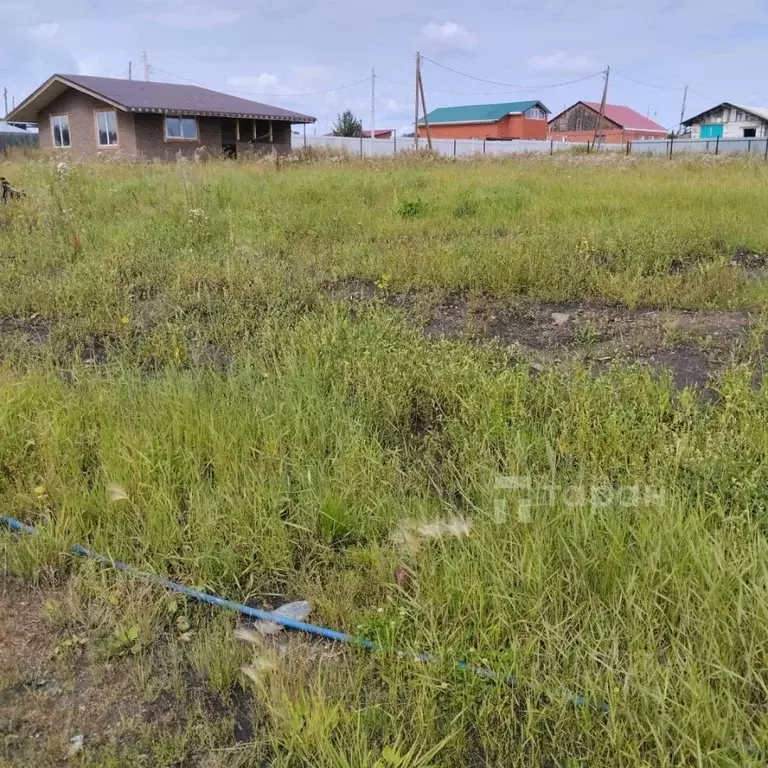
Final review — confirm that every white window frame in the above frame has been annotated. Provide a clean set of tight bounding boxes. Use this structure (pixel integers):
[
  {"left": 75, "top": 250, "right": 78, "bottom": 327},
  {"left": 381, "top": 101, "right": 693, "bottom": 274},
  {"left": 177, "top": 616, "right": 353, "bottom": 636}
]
[
  {"left": 95, "top": 109, "right": 119, "bottom": 147},
  {"left": 165, "top": 115, "right": 198, "bottom": 141},
  {"left": 526, "top": 106, "right": 546, "bottom": 120},
  {"left": 51, "top": 114, "right": 71, "bottom": 148}
]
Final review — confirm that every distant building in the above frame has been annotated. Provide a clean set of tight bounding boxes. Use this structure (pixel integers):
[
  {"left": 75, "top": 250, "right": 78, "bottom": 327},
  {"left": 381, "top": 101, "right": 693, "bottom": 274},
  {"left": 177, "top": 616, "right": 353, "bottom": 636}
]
[
  {"left": 6, "top": 73, "right": 315, "bottom": 159},
  {"left": 0, "top": 120, "right": 39, "bottom": 151},
  {"left": 682, "top": 103, "right": 768, "bottom": 139},
  {"left": 548, "top": 101, "right": 667, "bottom": 143},
  {"left": 418, "top": 101, "right": 550, "bottom": 141},
  {"left": 360, "top": 129, "right": 394, "bottom": 139}
]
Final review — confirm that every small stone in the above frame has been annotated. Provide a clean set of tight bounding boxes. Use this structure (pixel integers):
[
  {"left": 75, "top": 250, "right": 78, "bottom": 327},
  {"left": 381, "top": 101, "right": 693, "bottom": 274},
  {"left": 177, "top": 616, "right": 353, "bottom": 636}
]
[
  {"left": 551, "top": 312, "right": 571, "bottom": 326},
  {"left": 67, "top": 734, "right": 84, "bottom": 758}
]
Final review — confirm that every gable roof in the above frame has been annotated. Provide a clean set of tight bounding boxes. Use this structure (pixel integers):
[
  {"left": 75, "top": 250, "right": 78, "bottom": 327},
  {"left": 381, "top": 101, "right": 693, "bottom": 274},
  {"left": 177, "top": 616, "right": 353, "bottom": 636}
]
[
  {"left": 421, "top": 100, "right": 549, "bottom": 125},
  {"left": 548, "top": 101, "right": 667, "bottom": 132},
  {"left": 7, "top": 74, "right": 315, "bottom": 124},
  {"left": 682, "top": 102, "right": 768, "bottom": 126}
]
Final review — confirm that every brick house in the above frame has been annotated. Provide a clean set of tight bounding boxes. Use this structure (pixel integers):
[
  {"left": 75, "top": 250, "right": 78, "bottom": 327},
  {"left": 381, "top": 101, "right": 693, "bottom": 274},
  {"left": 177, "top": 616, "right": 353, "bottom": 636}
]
[
  {"left": 6, "top": 74, "right": 315, "bottom": 159},
  {"left": 418, "top": 101, "right": 550, "bottom": 141},
  {"left": 548, "top": 101, "right": 667, "bottom": 144}
]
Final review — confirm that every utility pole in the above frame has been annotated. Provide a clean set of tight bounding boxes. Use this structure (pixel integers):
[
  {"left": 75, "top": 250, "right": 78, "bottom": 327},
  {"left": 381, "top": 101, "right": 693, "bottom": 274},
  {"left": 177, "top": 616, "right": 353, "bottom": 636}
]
[
  {"left": 678, "top": 85, "right": 688, "bottom": 135},
  {"left": 591, "top": 65, "right": 610, "bottom": 150},
  {"left": 414, "top": 52, "right": 420, "bottom": 150},
  {"left": 2, "top": 87, "right": 7, "bottom": 118},
  {"left": 128, "top": 61, "right": 132, "bottom": 80},
  {"left": 141, "top": 51, "right": 150, "bottom": 82},
  {"left": 417, "top": 59, "right": 433, "bottom": 150},
  {"left": 370, "top": 67, "right": 375, "bottom": 157}
]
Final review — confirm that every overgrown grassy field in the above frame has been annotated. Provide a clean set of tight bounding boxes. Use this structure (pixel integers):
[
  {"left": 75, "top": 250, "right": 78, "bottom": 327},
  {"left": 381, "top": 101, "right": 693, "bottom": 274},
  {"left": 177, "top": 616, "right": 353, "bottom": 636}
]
[{"left": 2, "top": 154, "right": 768, "bottom": 766}]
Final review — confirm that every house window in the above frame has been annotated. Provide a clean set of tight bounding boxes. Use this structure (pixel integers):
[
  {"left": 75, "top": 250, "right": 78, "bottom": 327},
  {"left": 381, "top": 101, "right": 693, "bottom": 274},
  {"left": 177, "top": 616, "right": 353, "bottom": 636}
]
[
  {"left": 744, "top": 127, "right": 757, "bottom": 138},
  {"left": 96, "top": 110, "right": 118, "bottom": 146},
  {"left": 165, "top": 116, "right": 197, "bottom": 140},
  {"left": 51, "top": 114, "right": 70, "bottom": 147},
  {"left": 526, "top": 106, "right": 546, "bottom": 120}
]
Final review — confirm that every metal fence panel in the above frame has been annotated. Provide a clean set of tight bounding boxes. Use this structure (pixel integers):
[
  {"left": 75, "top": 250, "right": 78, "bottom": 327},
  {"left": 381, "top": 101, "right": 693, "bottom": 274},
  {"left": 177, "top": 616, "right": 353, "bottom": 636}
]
[
  {"left": 630, "top": 137, "right": 768, "bottom": 156},
  {"left": 0, "top": 132, "right": 39, "bottom": 153},
  {"left": 290, "top": 134, "right": 604, "bottom": 158}
]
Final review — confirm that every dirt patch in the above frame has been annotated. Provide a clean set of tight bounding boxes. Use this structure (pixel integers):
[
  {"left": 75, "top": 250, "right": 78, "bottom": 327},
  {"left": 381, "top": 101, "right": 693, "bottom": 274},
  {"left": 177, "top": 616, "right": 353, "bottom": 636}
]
[
  {"left": 0, "top": 578, "right": 157, "bottom": 765},
  {"left": 328, "top": 279, "right": 765, "bottom": 389},
  {"left": 0, "top": 577, "right": 238, "bottom": 766},
  {"left": 0, "top": 316, "right": 51, "bottom": 344},
  {"left": 731, "top": 249, "right": 768, "bottom": 278}
]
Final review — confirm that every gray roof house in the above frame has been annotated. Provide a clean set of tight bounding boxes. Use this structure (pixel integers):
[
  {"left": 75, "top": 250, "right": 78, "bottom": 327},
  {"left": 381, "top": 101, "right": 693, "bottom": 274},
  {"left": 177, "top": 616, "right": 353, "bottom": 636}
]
[{"left": 6, "top": 74, "right": 315, "bottom": 159}]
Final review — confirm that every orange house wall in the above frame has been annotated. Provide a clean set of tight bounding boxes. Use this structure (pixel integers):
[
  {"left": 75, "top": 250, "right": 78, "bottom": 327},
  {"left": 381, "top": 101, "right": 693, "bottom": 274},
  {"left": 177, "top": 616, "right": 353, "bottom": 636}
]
[{"left": 418, "top": 116, "right": 548, "bottom": 140}]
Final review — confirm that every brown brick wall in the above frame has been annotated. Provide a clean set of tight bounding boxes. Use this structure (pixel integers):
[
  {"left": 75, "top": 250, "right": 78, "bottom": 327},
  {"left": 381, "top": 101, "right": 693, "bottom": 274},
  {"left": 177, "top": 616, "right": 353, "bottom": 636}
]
[
  {"left": 35, "top": 85, "right": 298, "bottom": 160},
  {"left": 37, "top": 89, "right": 136, "bottom": 156},
  {"left": 133, "top": 113, "right": 223, "bottom": 160}
]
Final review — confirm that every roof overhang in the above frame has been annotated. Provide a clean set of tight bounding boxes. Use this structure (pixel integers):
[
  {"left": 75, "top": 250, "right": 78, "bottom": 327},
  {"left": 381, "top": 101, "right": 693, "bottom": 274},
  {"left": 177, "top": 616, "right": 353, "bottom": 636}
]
[
  {"left": 682, "top": 102, "right": 768, "bottom": 126},
  {"left": 7, "top": 74, "right": 316, "bottom": 124},
  {"left": 6, "top": 75, "right": 125, "bottom": 122},
  {"left": 129, "top": 106, "right": 313, "bottom": 122},
  {"left": 420, "top": 115, "right": 525, "bottom": 126}
]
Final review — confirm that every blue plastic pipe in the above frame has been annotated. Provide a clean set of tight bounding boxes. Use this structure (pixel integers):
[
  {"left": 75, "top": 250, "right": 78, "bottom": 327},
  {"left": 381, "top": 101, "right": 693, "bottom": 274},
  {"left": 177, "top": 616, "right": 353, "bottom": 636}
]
[
  {"left": 1, "top": 516, "right": 509, "bottom": 678},
  {"left": 2, "top": 514, "right": 601, "bottom": 707}
]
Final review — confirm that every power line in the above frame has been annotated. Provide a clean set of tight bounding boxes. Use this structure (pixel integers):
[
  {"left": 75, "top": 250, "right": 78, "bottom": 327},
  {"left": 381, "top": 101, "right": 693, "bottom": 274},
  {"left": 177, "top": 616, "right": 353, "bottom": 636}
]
[
  {"left": 419, "top": 55, "right": 604, "bottom": 90},
  {"left": 613, "top": 69, "right": 714, "bottom": 102},
  {"left": 612, "top": 69, "right": 679, "bottom": 91},
  {"left": 147, "top": 65, "right": 370, "bottom": 98},
  {"left": 376, "top": 74, "right": 585, "bottom": 97}
]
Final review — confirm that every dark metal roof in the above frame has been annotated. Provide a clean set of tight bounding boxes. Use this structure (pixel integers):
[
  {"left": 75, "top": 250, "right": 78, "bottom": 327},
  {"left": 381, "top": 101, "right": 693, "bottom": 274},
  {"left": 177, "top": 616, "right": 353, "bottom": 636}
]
[{"left": 8, "top": 74, "right": 315, "bottom": 123}]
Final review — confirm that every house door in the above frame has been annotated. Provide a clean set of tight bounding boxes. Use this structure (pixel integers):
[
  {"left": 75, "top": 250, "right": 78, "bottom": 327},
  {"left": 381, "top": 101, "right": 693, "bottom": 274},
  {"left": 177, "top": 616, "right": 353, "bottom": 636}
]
[{"left": 700, "top": 124, "right": 724, "bottom": 139}]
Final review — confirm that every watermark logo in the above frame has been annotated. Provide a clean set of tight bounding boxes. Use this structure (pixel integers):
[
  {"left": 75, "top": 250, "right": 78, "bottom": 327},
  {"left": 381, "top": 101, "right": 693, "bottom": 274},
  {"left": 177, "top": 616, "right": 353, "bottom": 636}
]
[{"left": 493, "top": 475, "right": 665, "bottom": 523}]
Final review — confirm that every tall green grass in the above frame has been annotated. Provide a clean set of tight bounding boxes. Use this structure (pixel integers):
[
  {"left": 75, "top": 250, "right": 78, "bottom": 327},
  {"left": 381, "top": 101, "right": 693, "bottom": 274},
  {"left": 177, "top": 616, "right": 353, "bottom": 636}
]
[
  {"left": 3, "top": 305, "right": 768, "bottom": 764},
  {"left": 3, "top": 155, "right": 768, "bottom": 764}
]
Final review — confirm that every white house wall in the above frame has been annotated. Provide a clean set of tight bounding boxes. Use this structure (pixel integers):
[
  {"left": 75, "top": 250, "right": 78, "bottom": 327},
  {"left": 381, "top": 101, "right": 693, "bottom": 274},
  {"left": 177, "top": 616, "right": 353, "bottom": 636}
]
[{"left": 689, "top": 106, "right": 768, "bottom": 138}]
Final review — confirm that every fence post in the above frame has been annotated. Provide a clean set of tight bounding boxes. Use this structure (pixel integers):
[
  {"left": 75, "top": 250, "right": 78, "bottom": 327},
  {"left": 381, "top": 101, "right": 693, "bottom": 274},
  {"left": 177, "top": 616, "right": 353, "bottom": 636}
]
[
  {"left": 303, "top": 123, "right": 307, "bottom": 148},
  {"left": 764, "top": 139, "right": 768, "bottom": 162},
  {"left": 669, "top": 135, "right": 674, "bottom": 159},
  {"left": 715, "top": 136, "right": 720, "bottom": 156},
  {"left": 453, "top": 139, "right": 457, "bottom": 157},
  {"left": 587, "top": 140, "right": 591, "bottom": 154},
  {"left": 360, "top": 135, "right": 363, "bottom": 157},
  {"left": 483, "top": 138, "right": 486, "bottom": 154},
  {"left": 626, "top": 141, "right": 630, "bottom": 155},
  {"left": 393, "top": 133, "right": 396, "bottom": 154},
  {"left": 550, "top": 139, "right": 553, "bottom": 155},
  {"left": 748, "top": 139, "right": 752, "bottom": 154}
]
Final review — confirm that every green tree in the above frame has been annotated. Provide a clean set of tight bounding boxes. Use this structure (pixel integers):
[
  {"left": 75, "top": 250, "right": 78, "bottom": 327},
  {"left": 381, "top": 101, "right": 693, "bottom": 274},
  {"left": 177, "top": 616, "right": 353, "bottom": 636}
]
[{"left": 332, "top": 109, "right": 363, "bottom": 137}]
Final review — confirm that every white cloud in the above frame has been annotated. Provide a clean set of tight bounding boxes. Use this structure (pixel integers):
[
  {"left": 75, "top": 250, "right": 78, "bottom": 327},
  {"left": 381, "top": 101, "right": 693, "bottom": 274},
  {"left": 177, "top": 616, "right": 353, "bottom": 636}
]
[
  {"left": 154, "top": 9, "right": 240, "bottom": 30},
  {"left": 77, "top": 56, "right": 103, "bottom": 76},
  {"left": 418, "top": 21, "right": 478, "bottom": 55},
  {"left": 227, "top": 73, "right": 287, "bottom": 95},
  {"left": 227, "top": 67, "right": 332, "bottom": 98},
  {"left": 528, "top": 51, "right": 596, "bottom": 73},
  {"left": 27, "top": 22, "right": 60, "bottom": 40}
]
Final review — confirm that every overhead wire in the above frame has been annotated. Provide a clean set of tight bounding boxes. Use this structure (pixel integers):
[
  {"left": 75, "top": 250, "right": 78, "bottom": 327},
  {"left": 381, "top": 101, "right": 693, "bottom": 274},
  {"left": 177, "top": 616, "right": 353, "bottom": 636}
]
[
  {"left": 147, "top": 65, "right": 370, "bottom": 99},
  {"left": 419, "top": 55, "right": 604, "bottom": 91}
]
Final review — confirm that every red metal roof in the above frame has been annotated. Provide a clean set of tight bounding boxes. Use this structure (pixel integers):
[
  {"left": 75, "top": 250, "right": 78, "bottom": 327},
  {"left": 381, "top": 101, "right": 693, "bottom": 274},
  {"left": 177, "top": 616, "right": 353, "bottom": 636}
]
[{"left": 582, "top": 102, "right": 667, "bottom": 132}]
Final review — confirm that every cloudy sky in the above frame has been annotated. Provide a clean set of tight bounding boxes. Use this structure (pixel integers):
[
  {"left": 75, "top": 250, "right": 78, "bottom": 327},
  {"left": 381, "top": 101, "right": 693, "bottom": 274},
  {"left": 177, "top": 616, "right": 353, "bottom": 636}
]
[{"left": 4, "top": 0, "right": 768, "bottom": 133}]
